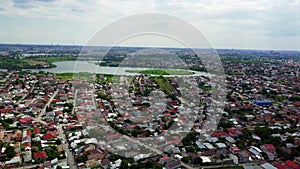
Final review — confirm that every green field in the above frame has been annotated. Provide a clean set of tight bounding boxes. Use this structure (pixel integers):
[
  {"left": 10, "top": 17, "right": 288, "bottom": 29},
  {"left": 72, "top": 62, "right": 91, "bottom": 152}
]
[
  {"left": 151, "top": 76, "right": 174, "bottom": 94},
  {"left": 0, "top": 56, "right": 78, "bottom": 70},
  {"left": 55, "top": 72, "right": 94, "bottom": 81},
  {"left": 126, "top": 69, "right": 194, "bottom": 75},
  {"left": 55, "top": 73, "right": 74, "bottom": 81}
]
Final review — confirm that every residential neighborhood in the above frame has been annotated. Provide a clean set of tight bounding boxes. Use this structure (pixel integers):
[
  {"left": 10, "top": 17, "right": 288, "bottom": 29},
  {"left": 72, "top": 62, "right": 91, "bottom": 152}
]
[{"left": 0, "top": 48, "right": 299, "bottom": 169}]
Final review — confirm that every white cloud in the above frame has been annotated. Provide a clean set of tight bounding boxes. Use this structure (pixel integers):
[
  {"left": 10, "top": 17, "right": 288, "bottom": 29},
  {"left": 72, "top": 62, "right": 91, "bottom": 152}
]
[{"left": 0, "top": 0, "right": 300, "bottom": 50}]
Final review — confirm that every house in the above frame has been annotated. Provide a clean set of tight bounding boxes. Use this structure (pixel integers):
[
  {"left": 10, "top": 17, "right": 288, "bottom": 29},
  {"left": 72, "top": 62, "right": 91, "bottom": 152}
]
[
  {"left": 5, "top": 156, "right": 21, "bottom": 167},
  {"left": 253, "top": 100, "right": 272, "bottom": 106},
  {"left": 285, "top": 160, "right": 300, "bottom": 169},
  {"left": 34, "top": 152, "right": 47, "bottom": 159},
  {"left": 33, "top": 128, "right": 41, "bottom": 134},
  {"left": 200, "top": 156, "right": 212, "bottom": 163},
  {"left": 43, "top": 133, "right": 56, "bottom": 140},
  {"left": 274, "top": 163, "right": 287, "bottom": 169},
  {"left": 264, "top": 151, "right": 276, "bottom": 161},
  {"left": 24, "top": 151, "right": 32, "bottom": 163},
  {"left": 238, "top": 151, "right": 250, "bottom": 163},
  {"left": 229, "top": 154, "right": 239, "bottom": 164},
  {"left": 261, "top": 163, "right": 277, "bottom": 169},
  {"left": 101, "top": 158, "right": 110, "bottom": 169},
  {"left": 226, "top": 136, "right": 236, "bottom": 143},
  {"left": 159, "top": 156, "right": 172, "bottom": 165},
  {"left": 295, "top": 157, "right": 300, "bottom": 165},
  {"left": 230, "top": 146, "right": 241, "bottom": 154},
  {"left": 260, "top": 144, "right": 276, "bottom": 154},
  {"left": 165, "top": 160, "right": 181, "bottom": 169},
  {"left": 195, "top": 141, "right": 206, "bottom": 150},
  {"left": 87, "top": 150, "right": 105, "bottom": 161},
  {"left": 18, "top": 117, "right": 33, "bottom": 126}
]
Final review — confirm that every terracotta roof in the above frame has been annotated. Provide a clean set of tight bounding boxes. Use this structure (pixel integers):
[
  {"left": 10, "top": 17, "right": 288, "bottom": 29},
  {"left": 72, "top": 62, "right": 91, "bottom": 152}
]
[
  {"left": 34, "top": 152, "right": 47, "bottom": 159},
  {"left": 43, "top": 133, "right": 56, "bottom": 140},
  {"left": 262, "top": 144, "right": 276, "bottom": 151},
  {"left": 19, "top": 117, "right": 33, "bottom": 124},
  {"left": 274, "top": 163, "right": 287, "bottom": 169},
  {"left": 33, "top": 128, "right": 41, "bottom": 134},
  {"left": 285, "top": 160, "right": 299, "bottom": 169}
]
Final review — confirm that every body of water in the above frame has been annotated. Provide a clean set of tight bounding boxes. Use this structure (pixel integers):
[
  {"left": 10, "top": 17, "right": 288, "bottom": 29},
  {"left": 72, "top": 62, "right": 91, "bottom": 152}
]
[{"left": 9, "top": 61, "right": 210, "bottom": 76}]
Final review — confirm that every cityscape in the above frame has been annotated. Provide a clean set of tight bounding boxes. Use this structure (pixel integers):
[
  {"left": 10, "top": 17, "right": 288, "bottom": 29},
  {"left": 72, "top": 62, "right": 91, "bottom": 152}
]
[
  {"left": 1, "top": 0, "right": 300, "bottom": 169},
  {"left": 0, "top": 44, "right": 299, "bottom": 169}
]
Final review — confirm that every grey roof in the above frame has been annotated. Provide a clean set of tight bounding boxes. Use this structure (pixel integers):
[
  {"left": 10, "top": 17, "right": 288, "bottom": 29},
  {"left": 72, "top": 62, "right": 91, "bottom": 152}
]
[{"left": 261, "top": 163, "right": 277, "bottom": 169}]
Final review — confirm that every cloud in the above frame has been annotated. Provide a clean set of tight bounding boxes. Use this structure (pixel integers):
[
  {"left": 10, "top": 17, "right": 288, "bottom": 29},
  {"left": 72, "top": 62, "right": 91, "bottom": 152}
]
[
  {"left": 1, "top": 0, "right": 300, "bottom": 50},
  {"left": 12, "top": 0, "right": 56, "bottom": 9},
  {"left": 71, "top": 8, "right": 84, "bottom": 13}
]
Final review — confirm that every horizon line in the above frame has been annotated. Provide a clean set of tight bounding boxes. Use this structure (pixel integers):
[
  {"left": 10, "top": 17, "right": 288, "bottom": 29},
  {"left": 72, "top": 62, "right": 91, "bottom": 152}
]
[{"left": 0, "top": 43, "right": 299, "bottom": 52}]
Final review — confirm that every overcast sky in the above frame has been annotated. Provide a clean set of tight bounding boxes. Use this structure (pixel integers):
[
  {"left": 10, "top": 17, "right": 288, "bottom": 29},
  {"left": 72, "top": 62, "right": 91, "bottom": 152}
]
[{"left": 0, "top": 0, "right": 300, "bottom": 50}]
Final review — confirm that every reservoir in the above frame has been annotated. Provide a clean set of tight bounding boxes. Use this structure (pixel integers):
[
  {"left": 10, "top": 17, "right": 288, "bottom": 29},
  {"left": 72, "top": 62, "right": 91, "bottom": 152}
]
[{"left": 26, "top": 61, "right": 211, "bottom": 76}]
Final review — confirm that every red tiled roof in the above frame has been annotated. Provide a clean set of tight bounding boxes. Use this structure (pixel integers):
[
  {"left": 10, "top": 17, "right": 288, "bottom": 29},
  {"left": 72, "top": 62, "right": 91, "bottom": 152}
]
[
  {"left": 26, "top": 130, "right": 32, "bottom": 136},
  {"left": 212, "top": 132, "right": 229, "bottom": 137},
  {"left": 275, "top": 163, "right": 287, "bottom": 169},
  {"left": 43, "top": 133, "right": 56, "bottom": 140},
  {"left": 24, "top": 142, "right": 31, "bottom": 149},
  {"left": 160, "top": 155, "right": 171, "bottom": 161},
  {"left": 231, "top": 146, "right": 241, "bottom": 152},
  {"left": 285, "top": 160, "right": 299, "bottom": 169},
  {"left": 0, "top": 108, "right": 13, "bottom": 114},
  {"left": 263, "top": 144, "right": 276, "bottom": 151},
  {"left": 19, "top": 117, "right": 33, "bottom": 124},
  {"left": 34, "top": 152, "right": 47, "bottom": 159},
  {"left": 33, "top": 128, "right": 41, "bottom": 134}
]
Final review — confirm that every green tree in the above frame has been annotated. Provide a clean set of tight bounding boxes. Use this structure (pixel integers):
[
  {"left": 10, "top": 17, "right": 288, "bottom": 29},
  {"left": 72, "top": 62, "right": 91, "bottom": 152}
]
[
  {"left": 45, "top": 148, "right": 59, "bottom": 160},
  {"left": 5, "top": 145, "right": 16, "bottom": 159}
]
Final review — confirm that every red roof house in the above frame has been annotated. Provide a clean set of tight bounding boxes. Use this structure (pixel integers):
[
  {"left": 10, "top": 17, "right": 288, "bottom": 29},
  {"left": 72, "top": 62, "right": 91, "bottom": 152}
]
[
  {"left": 19, "top": 117, "right": 33, "bottom": 124},
  {"left": 43, "top": 133, "right": 56, "bottom": 140},
  {"left": 260, "top": 144, "right": 276, "bottom": 153},
  {"left": 275, "top": 163, "right": 287, "bottom": 169},
  {"left": 33, "top": 128, "right": 41, "bottom": 134},
  {"left": 285, "top": 160, "right": 300, "bottom": 169},
  {"left": 34, "top": 152, "right": 47, "bottom": 159}
]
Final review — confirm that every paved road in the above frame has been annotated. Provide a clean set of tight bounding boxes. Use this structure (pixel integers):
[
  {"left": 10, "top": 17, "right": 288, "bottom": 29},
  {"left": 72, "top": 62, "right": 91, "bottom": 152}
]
[
  {"left": 57, "top": 124, "right": 78, "bottom": 169},
  {"left": 71, "top": 89, "right": 78, "bottom": 114},
  {"left": 35, "top": 90, "right": 58, "bottom": 122},
  {"left": 16, "top": 86, "right": 35, "bottom": 105}
]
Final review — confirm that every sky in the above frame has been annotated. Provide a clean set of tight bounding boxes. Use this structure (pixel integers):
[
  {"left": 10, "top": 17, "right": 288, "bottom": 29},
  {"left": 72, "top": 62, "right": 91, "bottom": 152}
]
[{"left": 0, "top": 0, "right": 300, "bottom": 50}]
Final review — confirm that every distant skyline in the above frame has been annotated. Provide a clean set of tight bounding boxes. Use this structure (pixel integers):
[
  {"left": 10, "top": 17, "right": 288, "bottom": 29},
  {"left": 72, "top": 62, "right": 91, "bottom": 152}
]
[{"left": 0, "top": 0, "right": 300, "bottom": 50}]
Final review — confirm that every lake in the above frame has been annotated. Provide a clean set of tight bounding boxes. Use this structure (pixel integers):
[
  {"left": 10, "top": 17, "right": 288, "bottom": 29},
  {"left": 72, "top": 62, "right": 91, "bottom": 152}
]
[{"left": 25, "top": 61, "right": 210, "bottom": 76}]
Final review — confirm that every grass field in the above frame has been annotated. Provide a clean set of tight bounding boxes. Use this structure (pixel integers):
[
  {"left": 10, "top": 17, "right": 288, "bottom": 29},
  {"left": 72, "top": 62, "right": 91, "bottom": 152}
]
[
  {"left": 151, "top": 76, "right": 174, "bottom": 94},
  {"left": 55, "top": 73, "right": 74, "bottom": 81}
]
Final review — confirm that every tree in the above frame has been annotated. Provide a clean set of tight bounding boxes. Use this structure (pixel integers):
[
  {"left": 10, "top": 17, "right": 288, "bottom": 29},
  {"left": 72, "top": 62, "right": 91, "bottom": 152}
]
[
  {"left": 254, "top": 126, "right": 271, "bottom": 143},
  {"left": 45, "top": 148, "right": 59, "bottom": 160},
  {"left": 131, "top": 129, "right": 138, "bottom": 137},
  {"left": 286, "top": 136, "right": 295, "bottom": 144},
  {"left": 76, "top": 154, "right": 88, "bottom": 163},
  {"left": 5, "top": 145, "right": 16, "bottom": 159},
  {"left": 193, "top": 157, "right": 202, "bottom": 164},
  {"left": 185, "top": 146, "right": 196, "bottom": 153}
]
